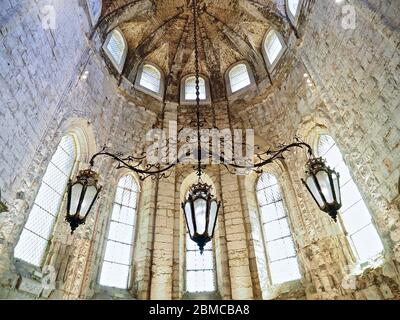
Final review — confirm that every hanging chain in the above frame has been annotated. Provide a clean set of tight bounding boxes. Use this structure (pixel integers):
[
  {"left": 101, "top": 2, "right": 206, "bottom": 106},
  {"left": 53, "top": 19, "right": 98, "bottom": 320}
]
[{"left": 192, "top": 0, "right": 202, "bottom": 178}]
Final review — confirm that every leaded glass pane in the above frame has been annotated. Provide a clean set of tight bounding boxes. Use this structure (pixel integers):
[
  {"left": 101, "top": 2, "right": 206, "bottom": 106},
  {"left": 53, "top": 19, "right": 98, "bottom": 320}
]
[
  {"left": 99, "top": 175, "right": 139, "bottom": 289},
  {"left": 256, "top": 173, "right": 301, "bottom": 284},
  {"left": 186, "top": 234, "right": 215, "bottom": 293},
  {"left": 140, "top": 64, "right": 161, "bottom": 93},
  {"left": 14, "top": 135, "right": 77, "bottom": 267},
  {"left": 317, "top": 135, "right": 383, "bottom": 262},
  {"left": 229, "top": 64, "right": 251, "bottom": 93},
  {"left": 107, "top": 30, "right": 125, "bottom": 65},
  {"left": 265, "top": 31, "right": 283, "bottom": 64},
  {"left": 185, "top": 76, "right": 206, "bottom": 100}
]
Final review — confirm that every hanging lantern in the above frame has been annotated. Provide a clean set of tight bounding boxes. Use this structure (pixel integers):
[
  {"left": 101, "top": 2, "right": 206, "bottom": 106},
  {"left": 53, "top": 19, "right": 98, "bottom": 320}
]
[
  {"left": 302, "top": 157, "right": 342, "bottom": 222},
  {"left": 66, "top": 169, "right": 102, "bottom": 234},
  {"left": 182, "top": 182, "right": 220, "bottom": 254}
]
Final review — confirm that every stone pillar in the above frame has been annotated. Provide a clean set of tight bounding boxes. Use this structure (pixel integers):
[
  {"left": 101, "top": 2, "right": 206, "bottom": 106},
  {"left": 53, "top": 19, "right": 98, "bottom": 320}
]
[
  {"left": 219, "top": 167, "right": 254, "bottom": 299},
  {"left": 285, "top": 151, "right": 355, "bottom": 299},
  {"left": 149, "top": 102, "right": 178, "bottom": 299}
]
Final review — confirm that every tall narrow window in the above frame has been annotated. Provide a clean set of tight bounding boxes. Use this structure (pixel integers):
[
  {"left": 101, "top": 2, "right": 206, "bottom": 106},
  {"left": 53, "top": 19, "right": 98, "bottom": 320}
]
[
  {"left": 14, "top": 135, "right": 77, "bottom": 267},
  {"left": 256, "top": 173, "right": 301, "bottom": 285},
  {"left": 139, "top": 64, "right": 161, "bottom": 94},
  {"left": 288, "top": 0, "right": 300, "bottom": 17},
  {"left": 185, "top": 76, "right": 206, "bottom": 101},
  {"left": 87, "top": 0, "right": 102, "bottom": 24},
  {"left": 99, "top": 175, "right": 139, "bottom": 289},
  {"left": 103, "top": 29, "right": 127, "bottom": 73},
  {"left": 317, "top": 135, "right": 383, "bottom": 262},
  {"left": 229, "top": 63, "right": 251, "bottom": 93},
  {"left": 186, "top": 234, "right": 215, "bottom": 293},
  {"left": 264, "top": 30, "right": 284, "bottom": 66}
]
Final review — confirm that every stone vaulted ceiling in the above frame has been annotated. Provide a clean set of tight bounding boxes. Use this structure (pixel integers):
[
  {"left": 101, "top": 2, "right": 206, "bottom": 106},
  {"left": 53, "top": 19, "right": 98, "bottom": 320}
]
[{"left": 99, "top": 0, "right": 291, "bottom": 101}]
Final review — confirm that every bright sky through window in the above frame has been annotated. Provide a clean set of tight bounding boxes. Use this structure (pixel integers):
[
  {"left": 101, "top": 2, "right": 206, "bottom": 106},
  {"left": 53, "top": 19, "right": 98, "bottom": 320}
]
[
  {"left": 256, "top": 173, "right": 301, "bottom": 284},
  {"left": 107, "top": 30, "right": 125, "bottom": 65},
  {"left": 186, "top": 234, "right": 215, "bottom": 293},
  {"left": 265, "top": 30, "right": 283, "bottom": 65},
  {"left": 288, "top": 0, "right": 300, "bottom": 16},
  {"left": 140, "top": 64, "right": 161, "bottom": 93},
  {"left": 185, "top": 76, "right": 206, "bottom": 100},
  {"left": 14, "top": 135, "right": 77, "bottom": 266},
  {"left": 229, "top": 64, "right": 251, "bottom": 93},
  {"left": 99, "top": 175, "right": 139, "bottom": 289},
  {"left": 318, "top": 135, "right": 383, "bottom": 262}
]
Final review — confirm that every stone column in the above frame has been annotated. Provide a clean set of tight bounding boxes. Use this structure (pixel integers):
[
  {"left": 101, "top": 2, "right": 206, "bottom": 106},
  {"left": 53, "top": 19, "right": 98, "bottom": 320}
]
[
  {"left": 219, "top": 167, "right": 254, "bottom": 299},
  {"left": 149, "top": 102, "right": 178, "bottom": 299}
]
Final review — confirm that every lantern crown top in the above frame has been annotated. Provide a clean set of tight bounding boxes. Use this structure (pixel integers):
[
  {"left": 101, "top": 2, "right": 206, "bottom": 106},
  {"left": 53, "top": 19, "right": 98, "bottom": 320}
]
[
  {"left": 305, "top": 156, "right": 339, "bottom": 177},
  {"left": 188, "top": 181, "right": 214, "bottom": 199},
  {"left": 76, "top": 169, "right": 100, "bottom": 185}
]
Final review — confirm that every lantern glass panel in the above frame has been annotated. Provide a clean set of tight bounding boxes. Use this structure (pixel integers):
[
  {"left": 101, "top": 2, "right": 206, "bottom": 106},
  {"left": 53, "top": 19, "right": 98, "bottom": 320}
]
[
  {"left": 316, "top": 170, "right": 334, "bottom": 203},
  {"left": 69, "top": 183, "right": 83, "bottom": 216},
  {"left": 185, "top": 202, "right": 195, "bottom": 237},
  {"left": 194, "top": 198, "right": 207, "bottom": 234},
  {"left": 208, "top": 201, "right": 218, "bottom": 236},
  {"left": 79, "top": 185, "right": 98, "bottom": 218},
  {"left": 306, "top": 176, "right": 324, "bottom": 207},
  {"left": 332, "top": 171, "right": 341, "bottom": 204}
]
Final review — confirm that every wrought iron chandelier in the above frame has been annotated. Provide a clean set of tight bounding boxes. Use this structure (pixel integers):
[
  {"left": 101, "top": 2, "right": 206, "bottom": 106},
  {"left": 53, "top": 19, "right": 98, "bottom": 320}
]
[{"left": 66, "top": 0, "right": 342, "bottom": 251}]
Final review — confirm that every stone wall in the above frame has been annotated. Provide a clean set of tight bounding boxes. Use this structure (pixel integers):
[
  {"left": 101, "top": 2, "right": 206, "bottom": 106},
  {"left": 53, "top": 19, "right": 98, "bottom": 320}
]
[{"left": 0, "top": 0, "right": 399, "bottom": 300}]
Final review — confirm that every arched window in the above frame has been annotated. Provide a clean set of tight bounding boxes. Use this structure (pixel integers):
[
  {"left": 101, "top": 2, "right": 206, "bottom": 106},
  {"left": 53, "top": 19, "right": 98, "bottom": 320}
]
[
  {"left": 263, "top": 30, "right": 285, "bottom": 69},
  {"left": 186, "top": 234, "right": 215, "bottom": 293},
  {"left": 288, "top": 0, "right": 300, "bottom": 17},
  {"left": 103, "top": 29, "right": 127, "bottom": 73},
  {"left": 99, "top": 175, "right": 139, "bottom": 289},
  {"left": 185, "top": 76, "right": 206, "bottom": 101},
  {"left": 87, "top": 0, "right": 102, "bottom": 25},
  {"left": 317, "top": 135, "right": 384, "bottom": 262},
  {"left": 228, "top": 63, "right": 251, "bottom": 93},
  {"left": 139, "top": 64, "right": 162, "bottom": 94},
  {"left": 256, "top": 173, "right": 301, "bottom": 285},
  {"left": 14, "top": 135, "right": 78, "bottom": 267}
]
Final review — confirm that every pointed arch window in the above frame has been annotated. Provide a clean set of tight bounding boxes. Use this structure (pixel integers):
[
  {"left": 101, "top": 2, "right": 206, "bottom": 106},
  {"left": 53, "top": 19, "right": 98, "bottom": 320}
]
[
  {"left": 103, "top": 28, "right": 127, "bottom": 73},
  {"left": 99, "top": 175, "right": 139, "bottom": 289},
  {"left": 263, "top": 30, "right": 285, "bottom": 69},
  {"left": 256, "top": 173, "right": 301, "bottom": 285},
  {"left": 139, "top": 64, "right": 162, "bottom": 94},
  {"left": 14, "top": 135, "right": 78, "bottom": 267},
  {"left": 185, "top": 76, "right": 206, "bottom": 101},
  {"left": 317, "top": 135, "right": 384, "bottom": 262},
  {"left": 229, "top": 63, "right": 251, "bottom": 93},
  {"left": 186, "top": 233, "right": 216, "bottom": 293}
]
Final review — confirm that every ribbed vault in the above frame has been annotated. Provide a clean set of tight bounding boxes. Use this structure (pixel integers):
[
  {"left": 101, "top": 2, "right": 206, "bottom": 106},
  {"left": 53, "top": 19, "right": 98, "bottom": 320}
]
[{"left": 97, "top": 0, "right": 292, "bottom": 101}]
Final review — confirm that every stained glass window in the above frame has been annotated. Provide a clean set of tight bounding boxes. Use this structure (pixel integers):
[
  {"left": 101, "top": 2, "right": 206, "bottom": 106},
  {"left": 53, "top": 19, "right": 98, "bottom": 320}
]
[
  {"left": 14, "top": 135, "right": 77, "bottom": 267},
  {"left": 99, "top": 175, "right": 139, "bottom": 289},
  {"left": 256, "top": 173, "right": 301, "bottom": 284},
  {"left": 317, "top": 135, "right": 383, "bottom": 262}
]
